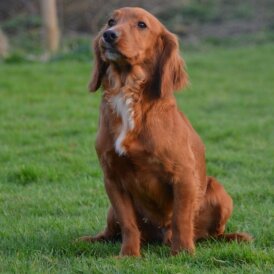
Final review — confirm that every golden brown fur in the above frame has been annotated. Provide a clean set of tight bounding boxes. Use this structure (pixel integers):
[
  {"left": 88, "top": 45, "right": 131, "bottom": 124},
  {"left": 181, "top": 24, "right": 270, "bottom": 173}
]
[{"left": 80, "top": 7, "right": 252, "bottom": 256}]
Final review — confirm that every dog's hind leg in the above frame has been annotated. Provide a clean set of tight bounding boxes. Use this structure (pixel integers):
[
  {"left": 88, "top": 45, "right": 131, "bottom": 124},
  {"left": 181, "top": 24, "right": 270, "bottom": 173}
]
[{"left": 194, "top": 176, "right": 252, "bottom": 242}]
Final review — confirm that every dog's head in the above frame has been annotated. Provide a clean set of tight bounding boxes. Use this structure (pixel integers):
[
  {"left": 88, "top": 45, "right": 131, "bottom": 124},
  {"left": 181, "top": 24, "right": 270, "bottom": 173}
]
[{"left": 89, "top": 7, "right": 187, "bottom": 97}]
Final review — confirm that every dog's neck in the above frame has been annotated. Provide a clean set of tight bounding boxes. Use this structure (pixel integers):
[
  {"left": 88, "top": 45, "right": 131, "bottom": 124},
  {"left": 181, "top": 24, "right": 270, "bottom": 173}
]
[
  {"left": 103, "top": 63, "right": 146, "bottom": 100},
  {"left": 102, "top": 64, "right": 147, "bottom": 155}
]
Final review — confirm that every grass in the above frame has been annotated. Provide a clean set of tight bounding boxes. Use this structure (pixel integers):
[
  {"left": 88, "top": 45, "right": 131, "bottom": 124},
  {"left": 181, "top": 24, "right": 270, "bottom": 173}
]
[{"left": 0, "top": 43, "right": 273, "bottom": 273}]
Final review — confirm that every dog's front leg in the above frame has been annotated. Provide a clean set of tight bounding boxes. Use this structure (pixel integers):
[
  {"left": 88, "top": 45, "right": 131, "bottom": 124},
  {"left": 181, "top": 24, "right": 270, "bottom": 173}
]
[
  {"left": 104, "top": 177, "right": 141, "bottom": 257},
  {"left": 171, "top": 168, "right": 197, "bottom": 255}
]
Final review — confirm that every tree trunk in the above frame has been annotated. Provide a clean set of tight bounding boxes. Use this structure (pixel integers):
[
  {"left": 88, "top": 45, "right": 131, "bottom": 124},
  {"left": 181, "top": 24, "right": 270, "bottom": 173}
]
[
  {"left": 0, "top": 28, "right": 9, "bottom": 58},
  {"left": 41, "top": 0, "right": 60, "bottom": 54}
]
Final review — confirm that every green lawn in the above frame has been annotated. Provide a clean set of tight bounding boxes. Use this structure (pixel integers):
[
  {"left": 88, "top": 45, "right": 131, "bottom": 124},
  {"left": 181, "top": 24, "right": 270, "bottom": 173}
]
[{"left": 0, "top": 44, "right": 273, "bottom": 273}]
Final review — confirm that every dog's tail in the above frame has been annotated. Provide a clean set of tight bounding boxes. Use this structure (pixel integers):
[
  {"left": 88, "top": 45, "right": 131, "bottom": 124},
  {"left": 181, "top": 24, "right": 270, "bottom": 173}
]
[{"left": 217, "top": 232, "right": 253, "bottom": 242}]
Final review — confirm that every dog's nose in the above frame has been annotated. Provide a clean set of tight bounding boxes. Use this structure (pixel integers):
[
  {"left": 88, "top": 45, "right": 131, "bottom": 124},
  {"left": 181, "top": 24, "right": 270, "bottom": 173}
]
[{"left": 103, "top": 30, "right": 117, "bottom": 44}]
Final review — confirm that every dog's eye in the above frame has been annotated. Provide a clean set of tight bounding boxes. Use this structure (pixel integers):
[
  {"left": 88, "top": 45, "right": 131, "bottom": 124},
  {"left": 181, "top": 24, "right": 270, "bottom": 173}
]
[
  {"left": 108, "top": 19, "right": 116, "bottom": 27},
  {"left": 138, "top": 21, "right": 147, "bottom": 29}
]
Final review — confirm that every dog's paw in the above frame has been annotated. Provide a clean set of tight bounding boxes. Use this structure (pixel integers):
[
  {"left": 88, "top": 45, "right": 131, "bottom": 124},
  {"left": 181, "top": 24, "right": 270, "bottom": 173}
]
[
  {"left": 75, "top": 233, "right": 106, "bottom": 243},
  {"left": 120, "top": 244, "right": 141, "bottom": 257},
  {"left": 171, "top": 240, "right": 195, "bottom": 256}
]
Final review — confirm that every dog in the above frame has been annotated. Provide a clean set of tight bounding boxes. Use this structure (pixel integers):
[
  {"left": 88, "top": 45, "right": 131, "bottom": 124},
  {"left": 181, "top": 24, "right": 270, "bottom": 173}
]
[{"left": 80, "top": 7, "right": 251, "bottom": 256}]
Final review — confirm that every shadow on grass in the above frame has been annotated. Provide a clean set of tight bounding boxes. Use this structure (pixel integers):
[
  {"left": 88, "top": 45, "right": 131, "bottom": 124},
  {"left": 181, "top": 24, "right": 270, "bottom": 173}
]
[
  {"left": 0, "top": 230, "right": 121, "bottom": 259},
  {"left": 0, "top": 229, "right": 188, "bottom": 259},
  {"left": 1, "top": 229, "right": 260, "bottom": 265}
]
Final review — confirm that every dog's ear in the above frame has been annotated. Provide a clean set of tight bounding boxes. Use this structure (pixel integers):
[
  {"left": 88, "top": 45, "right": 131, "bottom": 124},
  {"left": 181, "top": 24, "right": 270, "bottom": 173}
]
[
  {"left": 150, "top": 30, "right": 188, "bottom": 97},
  {"left": 89, "top": 35, "right": 108, "bottom": 92}
]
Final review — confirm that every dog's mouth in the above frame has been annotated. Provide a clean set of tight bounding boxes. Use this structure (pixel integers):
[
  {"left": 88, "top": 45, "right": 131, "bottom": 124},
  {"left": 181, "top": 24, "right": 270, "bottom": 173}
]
[{"left": 101, "top": 42, "right": 122, "bottom": 61}]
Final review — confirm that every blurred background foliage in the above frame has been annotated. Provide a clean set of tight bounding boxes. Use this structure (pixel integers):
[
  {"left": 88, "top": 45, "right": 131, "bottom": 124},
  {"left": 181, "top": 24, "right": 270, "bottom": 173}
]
[{"left": 0, "top": 0, "right": 274, "bottom": 62}]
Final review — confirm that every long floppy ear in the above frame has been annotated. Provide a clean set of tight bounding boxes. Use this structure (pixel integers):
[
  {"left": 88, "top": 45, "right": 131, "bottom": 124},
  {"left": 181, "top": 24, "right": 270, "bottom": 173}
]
[
  {"left": 150, "top": 30, "right": 188, "bottom": 97},
  {"left": 89, "top": 35, "right": 108, "bottom": 92}
]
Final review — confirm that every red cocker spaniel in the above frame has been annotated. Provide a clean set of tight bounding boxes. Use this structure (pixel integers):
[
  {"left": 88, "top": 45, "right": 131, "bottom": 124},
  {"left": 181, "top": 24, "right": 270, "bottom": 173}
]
[{"left": 80, "top": 7, "right": 251, "bottom": 256}]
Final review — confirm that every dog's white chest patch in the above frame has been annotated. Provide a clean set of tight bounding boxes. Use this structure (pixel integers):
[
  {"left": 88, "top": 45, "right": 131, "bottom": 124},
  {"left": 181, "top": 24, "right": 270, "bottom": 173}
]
[{"left": 110, "top": 93, "right": 134, "bottom": 155}]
